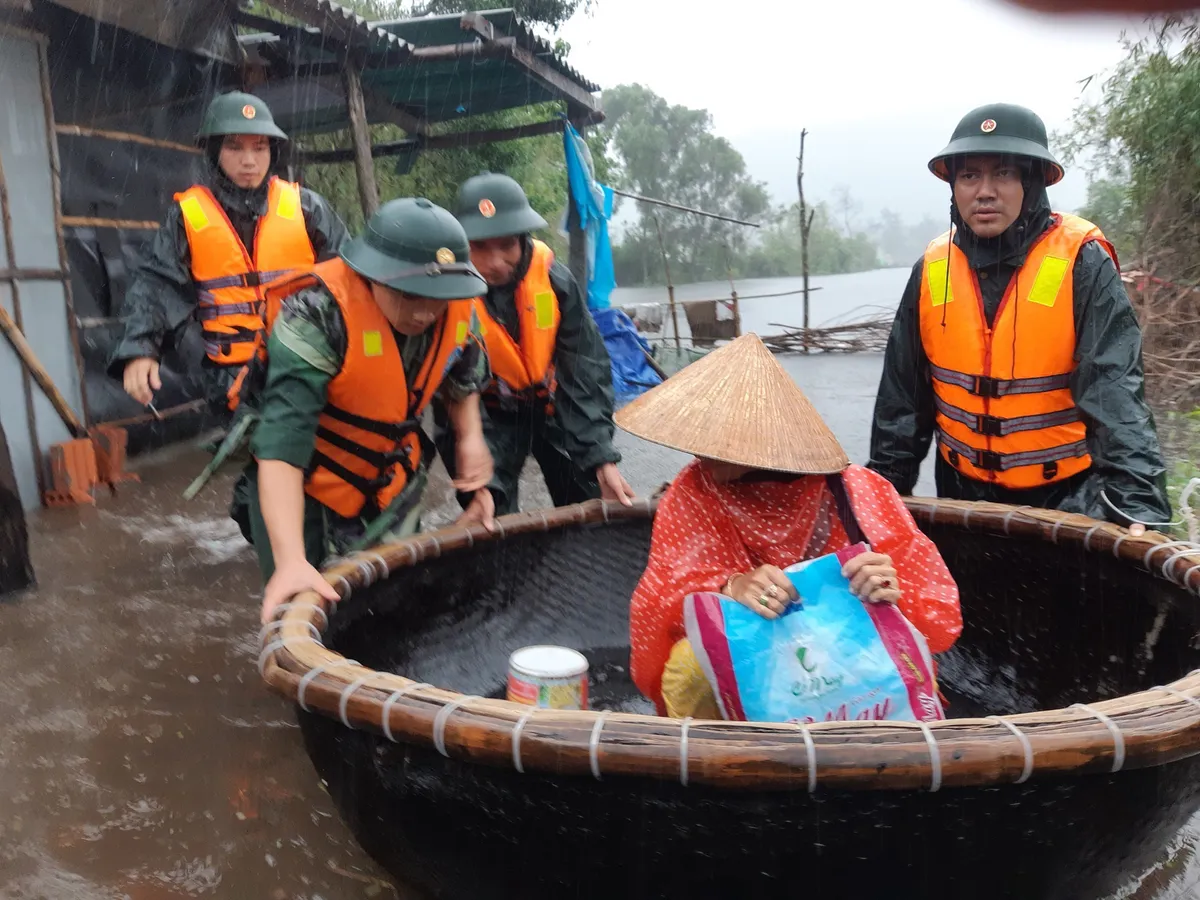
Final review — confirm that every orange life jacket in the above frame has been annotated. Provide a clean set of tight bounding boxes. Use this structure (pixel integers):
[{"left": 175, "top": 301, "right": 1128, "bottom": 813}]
[
  {"left": 176, "top": 176, "right": 315, "bottom": 367},
  {"left": 918, "top": 213, "right": 1117, "bottom": 490},
  {"left": 262, "top": 258, "right": 475, "bottom": 519},
  {"left": 474, "top": 239, "right": 560, "bottom": 411}
]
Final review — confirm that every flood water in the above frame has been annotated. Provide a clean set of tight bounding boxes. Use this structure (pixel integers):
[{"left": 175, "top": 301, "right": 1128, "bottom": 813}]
[{"left": 0, "top": 268, "right": 1197, "bottom": 899}]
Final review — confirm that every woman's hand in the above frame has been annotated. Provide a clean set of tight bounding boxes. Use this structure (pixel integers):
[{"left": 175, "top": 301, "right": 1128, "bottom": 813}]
[
  {"left": 261, "top": 558, "right": 339, "bottom": 625},
  {"left": 597, "top": 462, "right": 635, "bottom": 507},
  {"left": 842, "top": 551, "right": 902, "bottom": 605},
  {"left": 725, "top": 565, "right": 799, "bottom": 620}
]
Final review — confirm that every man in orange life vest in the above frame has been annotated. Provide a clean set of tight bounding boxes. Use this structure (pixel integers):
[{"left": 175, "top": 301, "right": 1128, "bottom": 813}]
[
  {"left": 244, "top": 197, "right": 495, "bottom": 624},
  {"left": 437, "top": 173, "right": 634, "bottom": 516},
  {"left": 108, "top": 91, "right": 347, "bottom": 418},
  {"left": 868, "top": 103, "right": 1170, "bottom": 533}
]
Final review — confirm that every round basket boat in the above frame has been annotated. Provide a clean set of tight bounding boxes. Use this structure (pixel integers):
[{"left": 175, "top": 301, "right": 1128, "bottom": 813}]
[{"left": 259, "top": 498, "right": 1200, "bottom": 900}]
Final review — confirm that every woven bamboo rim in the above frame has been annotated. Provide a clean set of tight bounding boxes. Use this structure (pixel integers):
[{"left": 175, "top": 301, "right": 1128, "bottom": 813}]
[{"left": 260, "top": 498, "right": 1200, "bottom": 792}]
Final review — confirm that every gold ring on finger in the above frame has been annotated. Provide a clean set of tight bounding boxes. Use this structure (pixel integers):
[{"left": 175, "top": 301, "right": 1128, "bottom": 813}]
[
  {"left": 767, "top": 584, "right": 779, "bottom": 599},
  {"left": 758, "top": 593, "right": 771, "bottom": 607}
]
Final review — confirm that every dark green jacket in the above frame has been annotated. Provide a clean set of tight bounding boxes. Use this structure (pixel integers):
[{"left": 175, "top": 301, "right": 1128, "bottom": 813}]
[
  {"left": 482, "top": 237, "right": 621, "bottom": 473},
  {"left": 106, "top": 171, "right": 348, "bottom": 379},
  {"left": 868, "top": 186, "right": 1170, "bottom": 527}
]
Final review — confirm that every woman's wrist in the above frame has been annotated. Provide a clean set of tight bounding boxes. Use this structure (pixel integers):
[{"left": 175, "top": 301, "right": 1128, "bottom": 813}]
[{"left": 723, "top": 572, "right": 743, "bottom": 596}]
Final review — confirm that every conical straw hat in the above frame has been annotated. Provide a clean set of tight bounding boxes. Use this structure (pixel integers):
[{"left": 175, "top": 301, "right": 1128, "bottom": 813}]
[{"left": 615, "top": 333, "right": 850, "bottom": 474}]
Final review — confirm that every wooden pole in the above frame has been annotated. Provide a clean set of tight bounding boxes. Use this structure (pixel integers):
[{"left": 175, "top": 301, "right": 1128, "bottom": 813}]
[
  {"left": 342, "top": 56, "right": 379, "bottom": 220},
  {"left": 0, "top": 302, "right": 85, "bottom": 437},
  {"left": 797, "top": 129, "right": 815, "bottom": 354},
  {"left": 651, "top": 212, "right": 680, "bottom": 351}
]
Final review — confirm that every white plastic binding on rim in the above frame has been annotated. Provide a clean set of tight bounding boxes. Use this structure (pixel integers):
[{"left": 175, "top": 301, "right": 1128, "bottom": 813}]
[
  {"left": 355, "top": 557, "right": 376, "bottom": 587},
  {"left": 1002, "top": 508, "right": 1020, "bottom": 535},
  {"left": 679, "top": 717, "right": 693, "bottom": 787},
  {"left": 1083, "top": 524, "right": 1103, "bottom": 552},
  {"left": 960, "top": 506, "right": 973, "bottom": 529},
  {"left": 797, "top": 722, "right": 817, "bottom": 794},
  {"left": 1152, "top": 685, "right": 1200, "bottom": 714},
  {"left": 589, "top": 710, "right": 611, "bottom": 781},
  {"left": 1070, "top": 703, "right": 1126, "bottom": 773},
  {"left": 511, "top": 708, "right": 537, "bottom": 773},
  {"left": 1161, "top": 546, "right": 1200, "bottom": 581},
  {"left": 338, "top": 675, "right": 373, "bottom": 728},
  {"left": 296, "top": 659, "right": 360, "bottom": 712},
  {"left": 260, "top": 619, "right": 321, "bottom": 643},
  {"left": 987, "top": 716, "right": 1034, "bottom": 784},
  {"left": 381, "top": 682, "right": 431, "bottom": 743},
  {"left": 432, "top": 696, "right": 477, "bottom": 758},
  {"left": 1112, "top": 533, "right": 1129, "bottom": 559},
  {"left": 495, "top": 519, "right": 507, "bottom": 539},
  {"left": 601, "top": 502, "right": 610, "bottom": 523},
  {"left": 1050, "top": 518, "right": 1067, "bottom": 544},
  {"left": 256, "top": 638, "right": 288, "bottom": 676},
  {"left": 333, "top": 575, "right": 352, "bottom": 600},
  {"left": 268, "top": 601, "right": 329, "bottom": 631},
  {"left": 917, "top": 722, "right": 942, "bottom": 793}
]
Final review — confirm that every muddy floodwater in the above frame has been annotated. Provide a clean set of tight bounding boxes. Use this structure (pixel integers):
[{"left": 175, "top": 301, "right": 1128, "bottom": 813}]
[{"left": 1, "top": 342, "right": 1197, "bottom": 899}]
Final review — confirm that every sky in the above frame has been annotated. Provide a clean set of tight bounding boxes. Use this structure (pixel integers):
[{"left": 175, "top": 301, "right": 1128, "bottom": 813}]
[{"left": 558, "top": 0, "right": 1145, "bottom": 226}]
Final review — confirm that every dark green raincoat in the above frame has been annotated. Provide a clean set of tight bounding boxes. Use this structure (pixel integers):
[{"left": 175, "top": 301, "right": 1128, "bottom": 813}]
[{"left": 868, "top": 183, "right": 1171, "bottom": 527}]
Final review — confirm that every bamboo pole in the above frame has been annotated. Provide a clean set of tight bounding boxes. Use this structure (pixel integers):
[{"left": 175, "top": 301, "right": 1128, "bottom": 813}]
[
  {"left": 39, "top": 39, "right": 92, "bottom": 428},
  {"left": 797, "top": 129, "right": 815, "bottom": 354},
  {"left": 651, "top": 212, "right": 680, "bottom": 351},
  {"left": 342, "top": 56, "right": 380, "bottom": 219},
  {"left": 0, "top": 303, "right": 84, "bottom": 436}
]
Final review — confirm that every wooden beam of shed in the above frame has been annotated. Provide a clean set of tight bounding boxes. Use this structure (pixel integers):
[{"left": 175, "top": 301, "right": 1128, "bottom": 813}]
[
  {"left": 342, "top": 61, "right": 380, "bottom": 217},
  {"left": 301, "top": 117, "right": 567, "bottom": 165},
  {"left": 507, "top": 44, "right": 600, "bottom": 118}
]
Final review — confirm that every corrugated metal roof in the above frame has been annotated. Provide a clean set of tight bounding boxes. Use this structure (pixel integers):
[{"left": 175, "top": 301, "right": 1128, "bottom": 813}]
[
  {"left": 258, "top": 0, "right": 409, "bottom": 55},
  {"left": 242, "top": 4, "right": 602, "bottom": 136},
  {"left": 374, "top": 9, "right": 600, "bottom": 94}
]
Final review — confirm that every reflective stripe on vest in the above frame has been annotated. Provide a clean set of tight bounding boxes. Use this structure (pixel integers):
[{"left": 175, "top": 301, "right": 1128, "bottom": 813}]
[
  {"left": 918, "top": 213, "right": 1116, "bottom": 490},
  {"left": 474, "top": 238, "right": 560, "bottom": 401},
  {"left": 175, "top": 176, "right": 315, "bottom": 366},
  {"left": 263, "top": 258, "right": 475, "bottom": 520}
]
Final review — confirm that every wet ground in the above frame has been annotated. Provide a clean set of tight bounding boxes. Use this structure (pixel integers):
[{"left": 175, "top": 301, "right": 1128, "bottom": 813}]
[{"left": 0, "top": 351, "right": 1197, "bottom": 899}]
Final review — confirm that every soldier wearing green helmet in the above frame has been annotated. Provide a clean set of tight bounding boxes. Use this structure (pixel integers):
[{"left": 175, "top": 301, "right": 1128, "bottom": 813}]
[
  {"left": 108, "top": 90, "right": 347, "bottom": 422},
  {"left": 869, "top": 102, "right": 1169, "bottom": 531},
  {"left": 236, "top": 197, "right": 495, "bottom": 624},
  {"left": 437, "top": 172, "right": 633, "bottom": 518}
]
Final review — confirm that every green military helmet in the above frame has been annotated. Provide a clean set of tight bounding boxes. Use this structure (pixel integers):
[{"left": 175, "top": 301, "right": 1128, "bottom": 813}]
[
  {"left": 928, "top": 103, "right": 1064, "bottom": 186},
  {"left": 453, "top": 172, "right": 548, "bottom": 241},
  {"left": 340, "top": 197, "right": 487, "bottom": 300},
  {"left": 197, "top": 91, "right": 289, "bottom": 143}
]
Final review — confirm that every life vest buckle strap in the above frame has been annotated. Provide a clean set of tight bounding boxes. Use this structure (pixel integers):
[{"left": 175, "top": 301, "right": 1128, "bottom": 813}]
[
  {"left": 973, "top": 376, "right": 1002, "bottom": 399},
  {"left": 977, "top": 414, "right": 1004, "bottom": 437},
  {"left": 977, "top": 449, "right": 1004, "bottom": 472}
]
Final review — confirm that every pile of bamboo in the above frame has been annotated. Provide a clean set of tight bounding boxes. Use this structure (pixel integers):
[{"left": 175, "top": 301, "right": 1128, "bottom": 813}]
[{"left": 760, "top": 316, "right": 893, "bottom": 354}]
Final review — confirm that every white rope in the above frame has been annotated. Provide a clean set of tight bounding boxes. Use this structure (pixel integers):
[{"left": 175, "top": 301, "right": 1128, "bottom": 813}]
[
  {"left": 432, "top": 696, "right": 478, "bottom": 758},
  {"left": 1002, "top": 507, "right": 1029, "bottom": 535},
  {"left": 601, "top": 501, "right": 610, "bottom": 523},
  {"left": 354, "top": 557, "right": 377, "bottom": 588},
  {"left": 679, "top": 717, "right": 693, "bottom": 787},
  {"left": 960, "top": 506, "right": 973, "bottom": 529},
  {"left": 1152, "top": 685, "right": 1200, "bottom": 715},
  {"left": 1070, "top": 703, "right": 1126, "bottom": 773},
  {"left": 1160, "top": 546, "right": 1200, "bottom": 582},
  {"left": 588, "top": 710, "right": 612, "bottom": 781},
  {"left": 1142, "top": 540, "right": 1200, "bottom": 572},
  {"left": 381, "top": 682, "right": 430, "bottom": 743},
  {"left": 337, "top": 675, "right": 373, "bottom": 728},
  {"left": 1083, "top": 524, "right": 1104, "bottom": 552},
  {"left": 1102, "top": 489, "right": 1184, "bottom": 529},
  {"left": 296, "top": 659, "right": 360, "bottom": 712},
  {"left": 987, "top": 716, "right": 1034, "bottom": 784},
  {"left": 1180, "top": 477, "right": 1200, "bottom": 543},
  {"left": 917, "top": 722, "right": 942, "bottom": 793},
  {"left": 1050, "top": 518, "right": 1067, "bottom": 545},
  {"left": 511, "top": 708, "right": 536, "bottom": 773},
  {"left": 1112, "top": 533, "right": 1129, "bottom": 559},
  {"left": 797, "top": 722, "right": 817, "bottom": 794},
  {"left": 332, "top": 574, "right": 352, "bottom": 600}
]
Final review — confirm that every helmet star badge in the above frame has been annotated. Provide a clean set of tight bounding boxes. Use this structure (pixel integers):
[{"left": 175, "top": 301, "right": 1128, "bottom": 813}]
[
  {"left": 242, "top": 104, "right": 257, "bottom": 119},
  {"left": 435, "top": 247, "right": 456, "bottom": 264},
  {"left": 981, "top": 118, "right": 997, "bottom": 133},
  {"left": 478, "top": 198, "right": 496, "bottom": 218}
]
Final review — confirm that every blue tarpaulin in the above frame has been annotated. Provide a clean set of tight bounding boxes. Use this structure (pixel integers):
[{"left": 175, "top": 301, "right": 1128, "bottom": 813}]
[
  {"left": 562, "top": 121, "right": 616, "bottom": 311},
  {"left": 562, "top": 121, "right": 662, "bottom": 401},
  {"left": 592, "top": 307, "right": 663, "bottom": 404}
]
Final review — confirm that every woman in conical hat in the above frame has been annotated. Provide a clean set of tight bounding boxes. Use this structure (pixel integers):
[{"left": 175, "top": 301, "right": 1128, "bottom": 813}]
[{"left": 618, "top": 334, "right": 963, "bottom": 718}]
